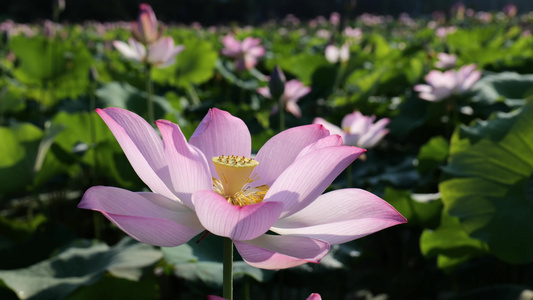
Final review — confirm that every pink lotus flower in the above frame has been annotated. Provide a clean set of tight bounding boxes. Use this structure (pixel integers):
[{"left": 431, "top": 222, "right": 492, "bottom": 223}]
[
  {"left": 313, "top": 112, "right": 390, "bottom": 149},
  {"left": 79, "top": 107, "right": 405, "bottom": 270},
  {"left": 208, "top": 293, "right": 321, "bottom": 300},
  {"left": 503, "top": 4, "right": 517, "bottom": 18},
  {"left": 413, "top": 64, "right": 481, "bottom": 102},
  {"left": 257, "top": 78, "right": 311, "bottom": 118},
  {"left": 221, "top": 35, "right": 265, "bottom": 71},
  {"left": 113, "top": 37, "right": 184, "bottom": 68},
  {"left": 131, "top": 3, "right": 162, "bottom": 44},
  {"left": 325, "top": 44, "right": 350, "bottom": 64},
  {"left": 435, "top": 26, "right": 456, "bottom": 38},
  {"left": 434, "top": 53, "right": 457, "bottom": 69}
]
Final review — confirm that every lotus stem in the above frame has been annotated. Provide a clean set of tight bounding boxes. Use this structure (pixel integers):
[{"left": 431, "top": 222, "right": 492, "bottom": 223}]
[
  {"left": 279, "top": 96, "right": 285, "bottom": 132},
  {"left": 145, "top": 64, "right": 154, "bottom": 125},
  {"left": 223, "top": 237, "right": 234, "bottom": 300}
]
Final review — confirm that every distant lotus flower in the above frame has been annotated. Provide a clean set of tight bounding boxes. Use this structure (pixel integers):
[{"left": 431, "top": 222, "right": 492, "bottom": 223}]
[
  {"left": 316, "top": 29, "right": 331, "bottom": 39},
  {"left": 330, "top": 12, "right": 341, "bottom": 26},
  {"left": 131, "top": 3, "right": 162, "bottom": 44},
  {"left": 434, "top": 53, "right": 457, "bottom": 69},
  {"left": 414, "top": 64, "right": 481, "bottom": 102},
  {"left": 325, "top": 44, "right": 350, "bottom": 64},
  {"left": 209, "top": 293, "right": 321, "bottom": 300},
  {"left": 344, "top": 27, "right": 363, "bottom": 40},
  {"left": 314, "top": 112, "right": 390, "bottom": 149},
  {"left": 221, "top": 35, "right": 265, "bottom": 71},
  {"left": 503, "top": 4, "right": 517, "bottom": 18},
  {"left": 113, "top": 37, "right": 184, "bottom": 68},
  {"left": 451, "top": 2, "right": 466, "bottom": 20},
  {"left": 80, "top": 107, "right": 405, "bottom": 270},
  {"left": 435, "top": 26, "right": 457, "bottom": 38},
  {"left": 476, "top": 12, "right": 492, "bottom": 23},
  {"left": 257, "top": 76, "right": 311, "bottom": 118}
]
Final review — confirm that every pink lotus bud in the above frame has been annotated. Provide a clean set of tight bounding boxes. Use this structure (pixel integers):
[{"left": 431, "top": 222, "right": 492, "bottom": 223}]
[{"left": 131, "top": 3, "right": 161, "bottom": 44}]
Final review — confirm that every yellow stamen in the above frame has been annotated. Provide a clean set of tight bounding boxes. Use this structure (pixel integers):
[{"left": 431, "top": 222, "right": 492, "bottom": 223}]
[{"left": 211, "top": 155, "right": 268, "bottom": 206}]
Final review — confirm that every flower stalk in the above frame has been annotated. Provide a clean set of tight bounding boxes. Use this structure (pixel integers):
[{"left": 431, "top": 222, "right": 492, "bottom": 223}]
[
  {"left": 223, "top": 237, "right": 234, "bottom": 300},
  {"left": 145, "top": 63, "right": 154, "bottom": 125}
]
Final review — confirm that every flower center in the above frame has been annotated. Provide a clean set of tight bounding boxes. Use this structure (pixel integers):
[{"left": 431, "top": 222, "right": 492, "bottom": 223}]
[{"left": 211, "top": 155, "right": 269, "bottom": 206}]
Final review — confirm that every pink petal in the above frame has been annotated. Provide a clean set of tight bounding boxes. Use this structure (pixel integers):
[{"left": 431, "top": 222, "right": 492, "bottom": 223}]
[
  {"left": 192, "top": 191, "right": 284, "bottom": 241},
  {"left": 96, "top": 107, "right": 176, "bottom": 200},
  {"left": 325, "top": 45, "right": 339, "bottom": 63},
  {"left": 113, "top": 40, "right": 143, "bottom": 62},
  {"left": 295, "top": 134, "right": 344, "bottom": 159},
  {"left": 156, "top": 120, "right": 212, "bottom": 209},
  {"left": 254, "top": 124, "right": 330, "bottom": 187},
  {"left": 189, "top": 108, "right": 251, "bottom": 178},
  {"left": 257, "top": 87, "right": 271, "bottom": 98},
  {"left": 79, "top": 186, "right": 204, "bottom": 247},
  {"left": 313, "top": 117, "right": 345, "bottom": 137},
  {"left": 413, "top": 84, "right": 432, "bottom": 93},
  {"left": 147, "top": 37, "right": 171, "bottom": 64},
  {"left": 285, "top": 101, "right": 302, "bottom": 118},
  {"left": 265, "top": 146, "right": 365, "bottom": 218},
  {"left": 221, "top": 35, "right": 241, "bottom": 57},
  {"left": 247, "top": 45, "right": 266, "bottom": 58},
  {"left": 307, "top": 294, "right": 322, "bottom": 300},
  {"left": 272, "top": 189, "right": 406, "bottom": 244},
  {"left": 244, "top": 55, "right": 259, "bottom": 70},
  {"left": 241, "top": 37, "right": 261, "bottom": 51},
  {"left": 360, "top": 128, "right": 389, "bottom": 149},
  {"left": 207, "top": 296, "right": 226, "bottom": 300},
  {"left": 234, "top": 234, "right": 330, "bottom": 269}
]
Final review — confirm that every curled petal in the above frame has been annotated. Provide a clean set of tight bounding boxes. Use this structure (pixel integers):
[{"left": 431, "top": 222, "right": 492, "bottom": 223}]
[
  {"left": 265, "top": 146, "right": 365, "bottom": 218},
  {"left": 285, "top": 100, "right": 302, "bottom": 118},
  {"left": 272, "top": 189, "right": 406, "bottom": 244},
  {"left": 295, "top": 134, "right": 344, "bottom": 159},
  {"left": 234, "top": 234, "right": 330, "bottom": 270},
  {"left": 254, "top": 124, "right": 331, "bottom": 187},
  {"left": 190, "top": 108, "right": 251, "bottom": 178},
  {"left": 156, "top": 120, "right": 212, "bottom": 208},
  {"left": 192, "top": 191, "right": 283, "bottom": 241},
  {"left": 113, "top": 40, "right": 143, "bottom": 62},
  {"left": 79, "top": 186, "right": 204, "bottom": 247},
  {"left": 257, "top": 87, "right": 271, "bottom": 99},
  {"left": 313, "top": 117, "right": 345, "bottom": 138},
  {"left": 96, "top": 107, "right": 176, "bottom": 200}
]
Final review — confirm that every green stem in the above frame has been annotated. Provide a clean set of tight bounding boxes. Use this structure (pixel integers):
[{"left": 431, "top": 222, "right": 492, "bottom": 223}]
[
  {"left": 278, "top": 96, "right": 285, "bottom": 132},
  {"left": 187, "top": 85, "right": 201, "bottom": 106},
  {"left": 88, "top": 81, "right": 98, "bottom": 178},
  {"left": 346, "top": 163, "right": 353, "bottom": 188},
  {"left": 0, "top": 86, "right": 7, "bottom": 126},
  {"left": 145, "top": 64, "right": 154, "bottom": 125},
  {"left": 223, "top": 238, "right": 234, "bottom": 300},
  {"left": 243, "top": 276, "right": 250, "bottom": 300}
]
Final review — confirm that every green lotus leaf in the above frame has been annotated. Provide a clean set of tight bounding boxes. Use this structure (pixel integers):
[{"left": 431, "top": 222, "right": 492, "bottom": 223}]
[
  {"left": 440, "top": 101, "right": 533, "bottom": 264},
  {"left": 151, "top": 38, "right": 218, "bottom": 88},
  {"left": 0, "top": 238, "right": 161, "bottom": 300}
]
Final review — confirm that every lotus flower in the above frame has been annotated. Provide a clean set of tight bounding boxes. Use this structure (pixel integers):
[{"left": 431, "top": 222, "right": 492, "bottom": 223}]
[
  {"left": 208, "top": 293, "right": 321, "bottom": 300},
  {"left": 503, "top": 4, "right": 517, "bottom": 18},
  {"left": 413, "top": 64, "right": 481, "bottom": 102},
  {"left": 325, "top": 44, "right": 350, "bottom": 64},
  {"left": 257, "top": 76, "right": 311, "bottom": 118},
  {"left": 79, "top": 107, "right": 405, "bottom": 270},
  {"left": 434, "top": 53, "right": 457, "bottom": 69},
  {"left": 113, "top": 37, "right": 184, "bottom": 68},
  {"left": 221, "top": 35, "right": 265, "bottom": 71},
  {"left": 131, "top": 3, "right": 161, "bottom": 44},
  {"left": 314, "top": 112, "right": 390, "bottom": 149}
]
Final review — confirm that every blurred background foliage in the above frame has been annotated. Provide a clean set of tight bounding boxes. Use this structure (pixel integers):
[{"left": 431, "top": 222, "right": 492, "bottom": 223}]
[
  {"left": 1, "top": 0, "right": 533, "bottom": 299},
  {"left": 2, "top": 0, "right": 533, "bottom": 24}
]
